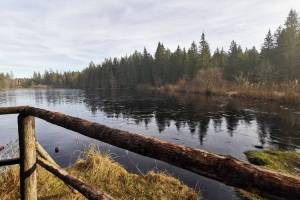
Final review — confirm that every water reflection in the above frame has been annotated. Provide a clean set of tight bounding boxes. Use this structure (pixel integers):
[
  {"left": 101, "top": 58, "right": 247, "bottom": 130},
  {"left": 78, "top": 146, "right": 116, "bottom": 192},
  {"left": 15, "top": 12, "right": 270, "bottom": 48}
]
[
  {"left": 81, "top": 90, "right": 300, "bottom": 151},
  {"left": 1, "top": 89, "right": 298, "bottom": 151}
]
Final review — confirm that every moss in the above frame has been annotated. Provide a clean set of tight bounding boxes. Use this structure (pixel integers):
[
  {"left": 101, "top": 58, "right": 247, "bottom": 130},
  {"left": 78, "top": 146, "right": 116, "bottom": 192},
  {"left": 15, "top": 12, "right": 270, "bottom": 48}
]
[
  {"left": 244, "top": 150, "right": 300, "bottom": 176},
  {"left": 0, "top": 146, "right": 201, "bottom": 200},
  {"left": 239, "top": 149, "right": 300, "bottom": 200}
]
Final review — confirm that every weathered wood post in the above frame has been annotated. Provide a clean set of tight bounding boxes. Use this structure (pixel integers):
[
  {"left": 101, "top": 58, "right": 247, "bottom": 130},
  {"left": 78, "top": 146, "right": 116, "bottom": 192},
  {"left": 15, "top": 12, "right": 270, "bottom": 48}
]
[{"left": 18, "top": 114, "right": 37, "bottom": 200}]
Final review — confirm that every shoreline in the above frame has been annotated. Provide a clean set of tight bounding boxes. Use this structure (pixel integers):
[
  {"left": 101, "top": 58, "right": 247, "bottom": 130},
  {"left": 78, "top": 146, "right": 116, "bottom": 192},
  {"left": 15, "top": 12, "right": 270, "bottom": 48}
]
[
  {"left": 2, "top": 84, "right": 300, "bottom": 105},
  {"left": 147, "top": 83, "right": 300, "bottom": 105}
]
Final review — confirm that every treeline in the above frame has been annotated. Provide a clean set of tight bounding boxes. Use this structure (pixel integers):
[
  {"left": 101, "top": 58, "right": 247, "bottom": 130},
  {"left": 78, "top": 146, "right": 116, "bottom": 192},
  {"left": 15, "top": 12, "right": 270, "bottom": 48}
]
[
  {"left": 29, "top": 10, "right": 300, "bottom": 89},
  {"left": 23, "top": 71, "right": 80, "bottom": 88}
]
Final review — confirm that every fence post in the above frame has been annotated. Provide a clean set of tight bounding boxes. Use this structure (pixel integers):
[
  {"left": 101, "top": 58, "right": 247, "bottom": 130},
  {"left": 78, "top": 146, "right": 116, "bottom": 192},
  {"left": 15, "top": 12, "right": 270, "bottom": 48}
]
[{"left": 18, "top": 114, "right": 37, "bottom": 200}]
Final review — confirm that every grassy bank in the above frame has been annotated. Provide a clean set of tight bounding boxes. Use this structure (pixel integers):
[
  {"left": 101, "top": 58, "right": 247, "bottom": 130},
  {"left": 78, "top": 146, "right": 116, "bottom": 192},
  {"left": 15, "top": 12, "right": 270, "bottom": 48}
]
[
  {"left": 0, "top": 146, "right": 200, "bottom": 200},
  {"left": 153, "top": 68, "right": 300, "bottom": 104},
  {"left": 240, "top": 150, "right": 300, "bottom": 200},
  {"left": 245, "top": 150, "right": 300, "bottom": 176}
]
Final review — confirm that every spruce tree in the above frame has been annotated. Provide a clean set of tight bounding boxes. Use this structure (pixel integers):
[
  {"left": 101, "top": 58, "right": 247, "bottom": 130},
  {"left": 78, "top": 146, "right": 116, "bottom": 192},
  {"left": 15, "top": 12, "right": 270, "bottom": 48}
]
[
  {"left": 199, "top": 33, "right": 211, "bottom": 69},
  {"left": 187, "top": 41, "right": 199, "bottom": 78}
]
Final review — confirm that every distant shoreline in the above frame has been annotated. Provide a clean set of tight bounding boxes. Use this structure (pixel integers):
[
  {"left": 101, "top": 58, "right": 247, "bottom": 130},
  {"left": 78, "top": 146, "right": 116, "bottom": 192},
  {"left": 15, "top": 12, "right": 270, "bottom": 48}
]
[
  {"left": 2, "top": 82, "right": 299, "bottom": 105},
  {"left": 144, "top": 82, "right": 300, "bottom": 105}
]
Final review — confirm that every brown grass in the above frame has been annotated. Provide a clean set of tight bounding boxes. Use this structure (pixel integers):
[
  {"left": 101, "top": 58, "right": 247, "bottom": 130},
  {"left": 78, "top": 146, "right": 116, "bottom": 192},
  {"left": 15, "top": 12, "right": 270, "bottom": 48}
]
[
  {"left": 0, "top": 146, "right": 201, "bottom": 200},
  {"left": 154, "top": 68, "right": 300, "bottom": 104}
]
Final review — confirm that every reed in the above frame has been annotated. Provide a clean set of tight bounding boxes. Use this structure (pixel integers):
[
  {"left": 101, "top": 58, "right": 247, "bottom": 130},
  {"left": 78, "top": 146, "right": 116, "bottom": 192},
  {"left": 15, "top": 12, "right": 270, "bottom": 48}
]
[{"left": 155, "top": 68, "right": 300, "bottom": 103}]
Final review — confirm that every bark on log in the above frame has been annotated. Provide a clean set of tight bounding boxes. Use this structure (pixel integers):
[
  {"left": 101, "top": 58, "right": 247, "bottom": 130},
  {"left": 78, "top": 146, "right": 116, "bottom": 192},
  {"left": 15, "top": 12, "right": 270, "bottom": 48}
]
[
  {"left": 18, "top": 114, "right": 37, "bottom": 200},
  {"left": 0, "top": 106, "right": 27, "bottom": 115},
  {"left": 36, "top": 142, "right": 77, "bottom": 193},
  {"left": 0, "top": 158, "right": 19, "bottom": 167},
  {"left": 36, "top": 142, "right": 58, "bottom": 166},
  {"left": 1, "top": 106, "right": 300, "bottom": 199},
  {"left": 37, "top": 156, "right": 114, "bottom": 200}
]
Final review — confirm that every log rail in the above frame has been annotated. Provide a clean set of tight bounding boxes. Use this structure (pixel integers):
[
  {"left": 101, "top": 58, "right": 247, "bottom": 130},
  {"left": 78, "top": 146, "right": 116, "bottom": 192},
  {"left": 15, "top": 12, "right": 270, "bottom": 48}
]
[{"left": 0, "top": 106, "right": 299, "bottom": 199}]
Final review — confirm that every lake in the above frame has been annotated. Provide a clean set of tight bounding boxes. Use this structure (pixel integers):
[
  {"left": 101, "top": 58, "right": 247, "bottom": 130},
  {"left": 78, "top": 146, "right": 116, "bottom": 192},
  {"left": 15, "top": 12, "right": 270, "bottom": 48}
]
[{"left": 0, "top": 89, "right": 299, "bottom": 200}]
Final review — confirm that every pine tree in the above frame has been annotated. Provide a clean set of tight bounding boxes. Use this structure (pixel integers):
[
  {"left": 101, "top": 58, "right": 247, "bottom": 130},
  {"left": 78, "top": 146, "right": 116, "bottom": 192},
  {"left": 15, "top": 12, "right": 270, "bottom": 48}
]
[
  {"left": 141, "top": 48, "right": 154, "bottom": 84},
  {"left": 224, "top": 41, "right": 244, "bottom": 81},
  {"left": 243, "top": 47, "right": 260, "bottom": 80},
  {"left": 212, "top": 48, "right": 227, "bottom": 68},
  {"left": 170, "top": 46, "right": 185, "bottom": 83},
  {"left": 261, "top": 30, "right": 274, "bottom": 59},
  {"left": 186, "top": 41, "right": 199, "bottom": 78},
  {"left": 199, "top": 33, "right": 211, "bottom": 69},
  {"left": 274, "top": 9, "right": 300, "bottom": 81},
  {"left": 154, "top": 42, "right": 170, "bottom": 85}
]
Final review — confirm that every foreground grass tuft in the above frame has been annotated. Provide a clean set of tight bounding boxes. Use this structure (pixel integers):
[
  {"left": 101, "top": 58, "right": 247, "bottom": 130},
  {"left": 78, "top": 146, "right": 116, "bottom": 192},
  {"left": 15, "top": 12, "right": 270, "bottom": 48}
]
[
  {"left": 0, "top": 146, "right": 201, "bottom": 200},
  {"left": 240, "top": 149, "right": 300, "bottom": 200}
]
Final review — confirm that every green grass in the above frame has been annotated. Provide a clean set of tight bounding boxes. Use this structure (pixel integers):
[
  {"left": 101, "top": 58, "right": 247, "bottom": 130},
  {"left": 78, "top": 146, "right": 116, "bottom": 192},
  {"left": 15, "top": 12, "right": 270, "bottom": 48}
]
[
  {"left": 240, "top": 149, "right": 300, "bottom": 200},
  {"left": 244, "top": 150, "right": 300, "bottom": 176},
  {"left": 0, "top": 146, "right": 201, "bottom": 200}
]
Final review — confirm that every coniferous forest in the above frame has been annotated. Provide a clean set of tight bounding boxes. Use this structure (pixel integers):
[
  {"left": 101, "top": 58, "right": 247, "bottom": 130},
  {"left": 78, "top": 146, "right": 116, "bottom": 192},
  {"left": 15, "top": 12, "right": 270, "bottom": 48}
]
[{"left": 24, "top": 10, "right": 300, "bottom": 90}]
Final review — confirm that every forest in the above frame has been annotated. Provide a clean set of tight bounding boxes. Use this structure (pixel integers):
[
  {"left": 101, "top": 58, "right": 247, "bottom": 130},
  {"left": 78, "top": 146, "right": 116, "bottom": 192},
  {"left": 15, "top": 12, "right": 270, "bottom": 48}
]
[{"left": 19, "top": 10, "right": 300, "bottom": 90}]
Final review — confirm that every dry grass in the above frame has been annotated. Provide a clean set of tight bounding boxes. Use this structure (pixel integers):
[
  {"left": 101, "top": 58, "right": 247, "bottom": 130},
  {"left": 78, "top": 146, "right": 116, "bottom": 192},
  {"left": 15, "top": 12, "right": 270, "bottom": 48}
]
[
  {"left": 0, "top": 146, "right": 201, "bottom": 200},
  {"left": 155, "top": 68, "right": 300, "bottom": 103}
]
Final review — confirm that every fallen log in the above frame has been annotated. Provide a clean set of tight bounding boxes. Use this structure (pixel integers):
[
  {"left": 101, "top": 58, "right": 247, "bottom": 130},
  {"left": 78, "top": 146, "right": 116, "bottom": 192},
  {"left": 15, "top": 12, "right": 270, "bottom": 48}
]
[
  {"left": 36, "top": 142, "right": 58, "bottom": 166},
  {"left": 36, "top": 142, "right": 76, "bottom": 193},
  {"left": 37, "top": 156, "right": 114, "bottom": 200},
  {"left": 0, "top": 106, "right": 27, "bottom": 115}
]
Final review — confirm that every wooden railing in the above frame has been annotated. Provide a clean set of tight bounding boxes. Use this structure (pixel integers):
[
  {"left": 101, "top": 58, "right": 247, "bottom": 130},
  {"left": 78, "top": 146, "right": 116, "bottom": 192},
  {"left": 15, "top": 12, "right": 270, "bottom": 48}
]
[{"left": 0, "top": 106, "right": 299, "bottom": 200}]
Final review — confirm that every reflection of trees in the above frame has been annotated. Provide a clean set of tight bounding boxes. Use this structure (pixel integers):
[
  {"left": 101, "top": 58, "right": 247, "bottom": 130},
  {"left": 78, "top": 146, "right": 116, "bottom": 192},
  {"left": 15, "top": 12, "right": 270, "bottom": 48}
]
[
  {"left": 212, "top": 115, "right": 222, "bottom": 132},
  {"left": 43, "top": 89, "right": 83, "bottom": 105},
  {"left": 84, "top": 91, "right": 300, "bottom": 150},
  {"left": 257, "top": 122, "right": 268, "bottom": 147},
  {"left": 256, "top": 112, "right": 300, "bottom": 150},
  {"left": 0, "top": 90, "right": 16, "bottom": 105},
  {"left": 37, "top": 89, "right": 300, "bottom": 150},
  {"left": 198, "top": 118, "right": 210, "bottom": 145}
]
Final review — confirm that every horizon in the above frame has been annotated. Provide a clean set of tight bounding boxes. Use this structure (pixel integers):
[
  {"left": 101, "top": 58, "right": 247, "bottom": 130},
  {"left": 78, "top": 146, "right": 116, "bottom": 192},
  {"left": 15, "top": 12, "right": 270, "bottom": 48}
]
[{"left": 0, "top": 0, "right": 299, "bottom": 78}]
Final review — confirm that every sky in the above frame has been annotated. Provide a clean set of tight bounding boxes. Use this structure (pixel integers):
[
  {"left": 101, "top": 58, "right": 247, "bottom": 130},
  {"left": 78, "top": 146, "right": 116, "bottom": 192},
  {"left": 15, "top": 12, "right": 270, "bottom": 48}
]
[{"left": 0, "top": 0, "right": 299, "bottom": 77}]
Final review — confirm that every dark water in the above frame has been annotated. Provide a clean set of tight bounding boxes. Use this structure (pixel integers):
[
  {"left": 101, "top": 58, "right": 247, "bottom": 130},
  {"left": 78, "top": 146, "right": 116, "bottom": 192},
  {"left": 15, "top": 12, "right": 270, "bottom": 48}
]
[{"left": 0, "top": 89, "right": 299, "bottom": 200}]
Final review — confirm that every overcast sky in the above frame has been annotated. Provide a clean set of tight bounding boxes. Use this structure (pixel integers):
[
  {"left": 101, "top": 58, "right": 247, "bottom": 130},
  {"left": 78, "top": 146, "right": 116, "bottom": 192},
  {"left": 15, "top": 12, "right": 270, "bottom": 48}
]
[{"left": 0, "top": 0, "right": 299, "bottom": 77}]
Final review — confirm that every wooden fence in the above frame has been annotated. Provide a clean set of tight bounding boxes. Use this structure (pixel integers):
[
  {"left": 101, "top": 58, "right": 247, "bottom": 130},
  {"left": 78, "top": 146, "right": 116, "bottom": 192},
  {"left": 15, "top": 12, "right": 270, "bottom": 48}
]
[{"left": 0, "top": 106, "right": 299, "bottom": 200}]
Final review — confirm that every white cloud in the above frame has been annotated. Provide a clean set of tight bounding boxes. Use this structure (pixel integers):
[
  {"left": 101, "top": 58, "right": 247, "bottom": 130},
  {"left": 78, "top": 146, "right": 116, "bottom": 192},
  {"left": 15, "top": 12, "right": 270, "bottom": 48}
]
[{"left": 0, "top": 0, "right": 299, "bottom": 77}]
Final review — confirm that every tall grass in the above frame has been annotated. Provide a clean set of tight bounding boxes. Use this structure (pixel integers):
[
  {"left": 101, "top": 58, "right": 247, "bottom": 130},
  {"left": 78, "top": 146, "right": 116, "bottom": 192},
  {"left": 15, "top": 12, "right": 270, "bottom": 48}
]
[
  {"left": 155, "top": 68, "right": 300, "bottom": 103},
  {"left": 0, "top": 146, "right": 200, "bottom": 200}
]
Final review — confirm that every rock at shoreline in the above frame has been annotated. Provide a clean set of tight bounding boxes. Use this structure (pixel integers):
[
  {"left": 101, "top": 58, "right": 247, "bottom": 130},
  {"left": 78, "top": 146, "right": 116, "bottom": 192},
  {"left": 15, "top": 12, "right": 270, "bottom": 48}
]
[{"left": 0, "top": 146, "right": 4, "bottom": 152}]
